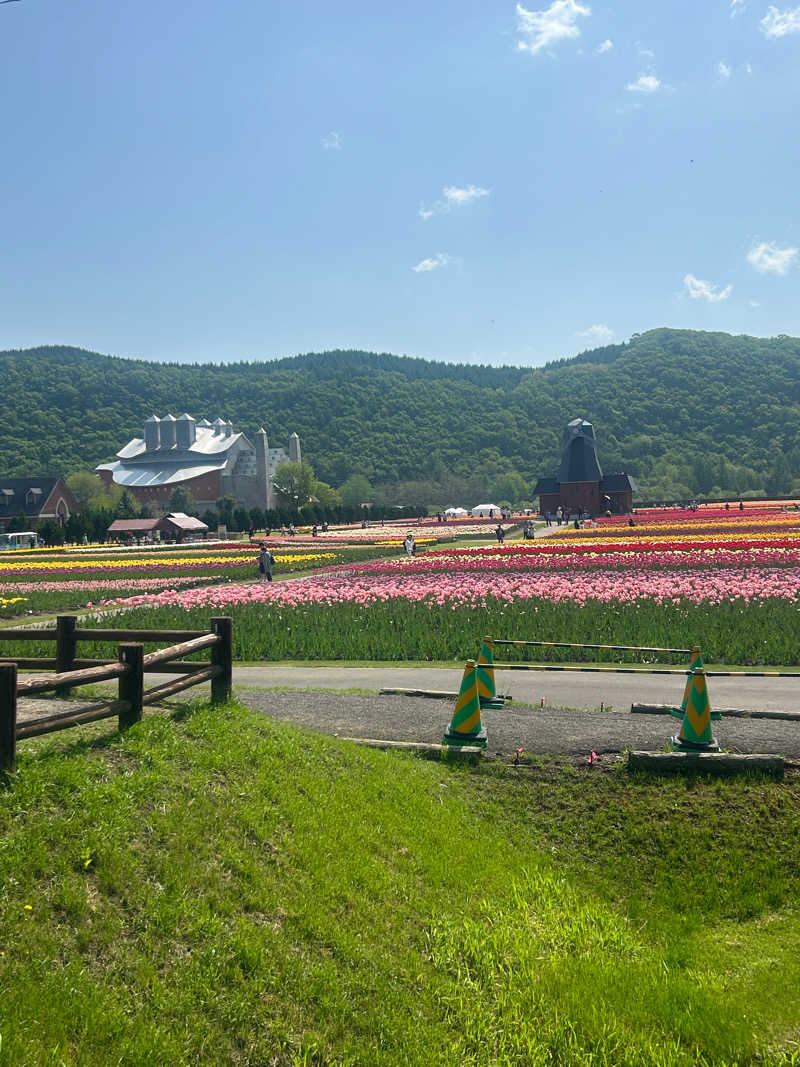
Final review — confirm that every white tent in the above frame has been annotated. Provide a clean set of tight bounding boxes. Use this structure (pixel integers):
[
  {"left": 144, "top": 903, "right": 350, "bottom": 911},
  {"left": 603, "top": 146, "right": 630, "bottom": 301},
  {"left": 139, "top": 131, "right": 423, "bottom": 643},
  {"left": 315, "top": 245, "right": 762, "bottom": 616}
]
[
  {"left": 471, "top": 503, "right": 501, "bottom": 516},
  {"left": 444, "top": 506, "right": 468, "bottom": 516}
]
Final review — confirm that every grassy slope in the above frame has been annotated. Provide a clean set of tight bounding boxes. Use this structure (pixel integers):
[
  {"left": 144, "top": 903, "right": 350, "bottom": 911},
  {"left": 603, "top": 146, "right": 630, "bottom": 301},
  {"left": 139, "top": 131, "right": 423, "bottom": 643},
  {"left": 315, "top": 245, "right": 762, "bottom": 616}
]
[{"left": 1, "top": 703, "right": 799, "bottom": 1065}]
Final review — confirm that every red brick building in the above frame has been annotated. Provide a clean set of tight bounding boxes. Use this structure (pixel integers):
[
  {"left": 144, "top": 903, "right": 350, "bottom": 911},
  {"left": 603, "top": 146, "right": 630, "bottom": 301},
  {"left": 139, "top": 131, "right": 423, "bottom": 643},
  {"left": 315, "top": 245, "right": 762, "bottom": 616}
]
[
  {"left": 0, "top": 477, "right": 79, "bottom": 531},
  {"left": 96, "top": 414, "right": 301, "bottom": 511},
  {"left": 534, "top": 418, "right": 635, "bottom": 517}
]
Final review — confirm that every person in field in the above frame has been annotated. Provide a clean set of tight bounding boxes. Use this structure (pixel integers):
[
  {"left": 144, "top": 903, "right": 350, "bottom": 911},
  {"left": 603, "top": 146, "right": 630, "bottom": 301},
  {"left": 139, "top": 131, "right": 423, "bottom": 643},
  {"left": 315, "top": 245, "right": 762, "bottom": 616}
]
[{"left": 258, "top": 543, "right": 274, "bottom": 583}]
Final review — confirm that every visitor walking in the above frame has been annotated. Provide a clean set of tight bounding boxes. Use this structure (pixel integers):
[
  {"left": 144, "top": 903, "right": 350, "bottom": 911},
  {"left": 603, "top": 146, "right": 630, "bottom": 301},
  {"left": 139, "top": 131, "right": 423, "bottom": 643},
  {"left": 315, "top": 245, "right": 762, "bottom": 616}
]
[
  {"left": 403, "top": 533, "right": 415, "bottom": 557},
  {"left": 258, "top": 543, "right": 274, "bottom": 583}
]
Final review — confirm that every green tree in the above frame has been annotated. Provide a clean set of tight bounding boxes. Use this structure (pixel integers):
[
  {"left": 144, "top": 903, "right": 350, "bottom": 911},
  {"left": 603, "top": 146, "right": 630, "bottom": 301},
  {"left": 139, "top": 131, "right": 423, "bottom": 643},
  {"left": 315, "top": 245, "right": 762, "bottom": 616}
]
[
  {"left": 234, "top": 506, "right": 251, "bottom": 532},
  {"left": 273, "top": 461, "right": 316, "bottom": 509},
  {"left": 216, "top": 496, "right": 236, "bottom": 529},
  {"left": 66, "top": 471, "right": 122, "bottom": 512},
  {"left": 249, "top": 507, "right": 266, "bottom": 531},
  {"left": 494, "top": 471, "right": 530, "bottom": 508},
  {"left": 338, "top": 474, "right": 374, "bottom": 508},
  {"left": 65, "top": 472, "right": 107, "bottom": 510},
  {"left": 168, "top": 486, "right": 199, "bottom": 515},
  {"left": 765, "top": 453, "right": 792, "bottom": 497},
  {"left": 312, "top": 480, "right": 341, "bottom": 509},
  {"left": 116, "top": 491, "right": 139, "bottom": 518}
]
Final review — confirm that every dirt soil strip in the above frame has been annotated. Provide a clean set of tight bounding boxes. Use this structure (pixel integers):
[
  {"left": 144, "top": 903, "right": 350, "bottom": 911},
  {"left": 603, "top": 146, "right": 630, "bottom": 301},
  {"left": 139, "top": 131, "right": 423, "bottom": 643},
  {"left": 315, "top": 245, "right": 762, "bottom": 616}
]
[{"left": 236, "top": 691, "right": 800, "bottom": 759}]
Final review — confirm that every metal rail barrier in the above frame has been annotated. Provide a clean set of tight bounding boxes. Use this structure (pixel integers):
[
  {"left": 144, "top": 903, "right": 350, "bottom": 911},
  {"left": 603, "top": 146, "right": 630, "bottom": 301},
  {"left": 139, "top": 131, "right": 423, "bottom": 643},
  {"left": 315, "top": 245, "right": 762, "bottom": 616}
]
[{"left": 492, "top": 639, "right": 692, "bottom": 655}]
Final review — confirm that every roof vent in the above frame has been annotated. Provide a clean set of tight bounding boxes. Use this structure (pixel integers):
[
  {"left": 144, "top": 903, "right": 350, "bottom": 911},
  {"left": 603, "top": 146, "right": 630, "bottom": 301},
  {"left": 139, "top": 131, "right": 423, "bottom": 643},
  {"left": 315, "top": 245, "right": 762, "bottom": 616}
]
[
  {"left": 176, "top": 413, "right": 196, "bottom": 449},
  {"left": 160, "top": 414, "right": 177, "bottom": 450}
]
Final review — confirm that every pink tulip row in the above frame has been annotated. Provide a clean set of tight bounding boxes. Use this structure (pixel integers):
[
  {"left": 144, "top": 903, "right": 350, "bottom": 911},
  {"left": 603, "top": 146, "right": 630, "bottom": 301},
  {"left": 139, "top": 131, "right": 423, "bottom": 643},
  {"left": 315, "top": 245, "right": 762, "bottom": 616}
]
[
  {"left": 336, "top": 545, "right": 800, "bottom": 575},
  {"left": 104, "top": 566, "right": 800, "bottom": 611},
  {"left": 0, "top": 576, "right": 222, "bottom": 594}
]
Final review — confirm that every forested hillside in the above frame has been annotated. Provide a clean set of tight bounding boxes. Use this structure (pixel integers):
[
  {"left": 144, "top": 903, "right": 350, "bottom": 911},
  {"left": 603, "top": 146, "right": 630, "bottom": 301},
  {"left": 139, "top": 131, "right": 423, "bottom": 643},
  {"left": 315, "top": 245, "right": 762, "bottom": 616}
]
[{"left": 1, "top": 329, "right": 799, "bottom": 504}]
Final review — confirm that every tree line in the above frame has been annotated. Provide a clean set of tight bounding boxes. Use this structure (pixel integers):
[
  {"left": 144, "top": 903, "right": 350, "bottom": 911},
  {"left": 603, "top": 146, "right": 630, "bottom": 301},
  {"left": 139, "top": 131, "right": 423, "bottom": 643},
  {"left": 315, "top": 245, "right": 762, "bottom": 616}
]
[{"left": 1, "top": 328, "right": 799, "bottom": 507}]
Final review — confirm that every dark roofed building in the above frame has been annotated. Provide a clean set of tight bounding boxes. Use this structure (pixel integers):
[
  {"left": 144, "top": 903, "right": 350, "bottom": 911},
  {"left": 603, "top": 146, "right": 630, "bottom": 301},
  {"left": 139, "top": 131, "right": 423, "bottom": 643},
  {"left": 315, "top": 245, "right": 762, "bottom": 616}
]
[
  {"left": 534, "top": 418, "right": 636, "bottom": 516},
  {"left": 0, "top": 477, "right": 79, "bottom": 532}
]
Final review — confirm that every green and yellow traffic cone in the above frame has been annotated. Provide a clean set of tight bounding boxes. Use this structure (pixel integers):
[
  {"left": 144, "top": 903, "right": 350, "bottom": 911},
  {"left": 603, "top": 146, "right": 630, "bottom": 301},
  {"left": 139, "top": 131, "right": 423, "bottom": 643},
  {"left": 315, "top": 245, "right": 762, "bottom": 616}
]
[
  {"left": 477, "top": 636, "right": 505, "bottom": 709},
  {"left": 669, "top": 647, "right": 703, "bottom": 723},
  {"left": 671, "top": 667, "right": 722, "bottom": 752},
  {"left": 443, "top": 660, "right": 487, "bottom": 748}
]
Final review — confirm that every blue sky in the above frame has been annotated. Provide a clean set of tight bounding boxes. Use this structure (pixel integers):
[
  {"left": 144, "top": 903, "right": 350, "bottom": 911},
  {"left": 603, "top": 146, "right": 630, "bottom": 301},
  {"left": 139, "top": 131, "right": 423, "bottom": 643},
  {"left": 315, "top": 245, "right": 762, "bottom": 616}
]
[{"left": 1, "top": 0, "right": 798, "bottom": 366}]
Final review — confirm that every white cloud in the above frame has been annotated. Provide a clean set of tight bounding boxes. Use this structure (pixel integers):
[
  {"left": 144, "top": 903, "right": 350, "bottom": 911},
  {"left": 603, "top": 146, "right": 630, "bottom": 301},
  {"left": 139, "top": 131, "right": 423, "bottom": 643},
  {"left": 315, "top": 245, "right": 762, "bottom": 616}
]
[
  {"left": 746, "top": 241, "right": 798, "bottom": 274},
  {"left": 761, "top": 5, "right": 800, "bottom": 36},
  {"left": 718, "top": 60, "right": 732, "bottom": 78},
  {"left": 627, "top": 74, "right": 661, "bottom": 93},
  {"left": 577, "top": 324, "right": 614, "bottom": 345},
  {"left": 745, "top": 61, "right": 753, "bottom": 73},
  {"left": 730, "top": 0, "right": 745, "bottom": 15},
  {"left": 444, "top": 185, "right": 490, "bottom": 206},
  {"left": 516, "top": 0, "right": 591, "bottom": 55},
  {"left": 412, "top": 253, "right": 452, "bottom": 273},
  {"left": 683, "top": 274, "right": 733, "bottom": 302},
  {"left": 596, "top": 38, "right": 613, "bottom": 53},
  {"left": 322, "top": 131, "right": 341, "bottom": 150},
  {"left": 750, "top": 300, "right": 762, "bottom": 307},
  {"left": 419, "top": 184, "right": 489, "bottom": 220}
]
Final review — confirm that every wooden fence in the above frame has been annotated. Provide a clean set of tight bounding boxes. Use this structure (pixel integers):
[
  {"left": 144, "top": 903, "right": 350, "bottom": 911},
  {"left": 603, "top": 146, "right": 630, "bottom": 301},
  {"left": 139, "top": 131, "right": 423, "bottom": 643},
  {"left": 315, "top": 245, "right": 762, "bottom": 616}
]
[{"left": 0, "top": 615, "right": 232, "bottom": 773}]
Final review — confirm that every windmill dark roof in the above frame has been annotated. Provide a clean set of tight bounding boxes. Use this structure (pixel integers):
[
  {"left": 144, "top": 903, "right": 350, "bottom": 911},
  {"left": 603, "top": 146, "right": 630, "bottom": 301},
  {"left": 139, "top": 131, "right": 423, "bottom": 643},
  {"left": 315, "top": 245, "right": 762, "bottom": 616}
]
[
  {"left": 601, "top": 473, "right": 637, "bottom": 492},
  {"left": 559, "top": 418, "right": 603, "bottom": 483}
]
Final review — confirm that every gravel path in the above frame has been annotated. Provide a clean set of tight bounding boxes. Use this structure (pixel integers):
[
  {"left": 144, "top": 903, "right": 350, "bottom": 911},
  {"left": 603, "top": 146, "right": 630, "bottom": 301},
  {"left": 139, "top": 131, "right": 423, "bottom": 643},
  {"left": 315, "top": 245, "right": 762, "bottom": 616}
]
[{"left": 237, "top": 690, "right": 800, "bottom": 759}]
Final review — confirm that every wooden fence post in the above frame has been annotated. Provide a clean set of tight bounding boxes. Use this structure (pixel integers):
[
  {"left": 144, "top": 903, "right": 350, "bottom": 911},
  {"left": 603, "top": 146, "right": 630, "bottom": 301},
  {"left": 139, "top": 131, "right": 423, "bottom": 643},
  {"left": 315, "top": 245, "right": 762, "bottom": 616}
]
[
  {"left": 55, "top": 615, "right": 78, "bottom": 696},
  {"left": 0, "top": 662, "right": 18, "bottom": 775},
  {"left": 210, "top": 617, "right": 232, "bottom": 704},
  {"left": 118, "top": 644, "right": 144, "bottom": 729}
]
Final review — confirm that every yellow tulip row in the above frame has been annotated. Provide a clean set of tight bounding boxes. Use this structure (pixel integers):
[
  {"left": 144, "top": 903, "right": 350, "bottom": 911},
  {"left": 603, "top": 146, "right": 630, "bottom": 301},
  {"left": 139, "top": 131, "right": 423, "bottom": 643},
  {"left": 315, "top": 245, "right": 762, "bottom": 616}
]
[{"left": 0, "top": 551, "right": 337, "bottom": 572}]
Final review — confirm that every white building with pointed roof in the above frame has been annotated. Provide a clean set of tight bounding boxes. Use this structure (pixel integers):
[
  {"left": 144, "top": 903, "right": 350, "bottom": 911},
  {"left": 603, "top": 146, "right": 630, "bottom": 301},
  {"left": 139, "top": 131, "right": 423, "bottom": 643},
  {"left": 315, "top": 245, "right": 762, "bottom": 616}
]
[{"left": 96, "top": 415, "right": 301, "bottom": 512}]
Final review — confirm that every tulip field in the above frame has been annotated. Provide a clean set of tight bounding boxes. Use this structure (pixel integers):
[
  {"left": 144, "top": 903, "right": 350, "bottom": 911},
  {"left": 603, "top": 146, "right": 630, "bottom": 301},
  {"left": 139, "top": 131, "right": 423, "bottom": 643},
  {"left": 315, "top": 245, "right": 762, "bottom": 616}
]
[
  {"left": 2, "top": 508, "right": 799, "bottom": 664},
  {"left": 0, "top": 542, "right": 396, "bottom": 618},
  {"left": 44, "top": 506, "right": 798, "bottom": 666}
]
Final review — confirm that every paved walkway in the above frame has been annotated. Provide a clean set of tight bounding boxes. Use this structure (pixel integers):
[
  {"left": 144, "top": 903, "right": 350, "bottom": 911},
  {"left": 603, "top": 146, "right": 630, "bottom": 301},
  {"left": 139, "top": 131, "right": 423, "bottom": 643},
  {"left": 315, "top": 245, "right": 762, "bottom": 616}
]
[{"left": 231, "top": 665, "right": 800, "bottom": 715}]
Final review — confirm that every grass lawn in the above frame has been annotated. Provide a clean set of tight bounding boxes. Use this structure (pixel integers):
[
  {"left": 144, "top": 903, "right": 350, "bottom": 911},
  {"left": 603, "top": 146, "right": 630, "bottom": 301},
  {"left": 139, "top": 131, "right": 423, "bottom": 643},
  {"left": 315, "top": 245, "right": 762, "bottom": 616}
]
[{"left": 1, "top": 702, "right": 799, "bottom": 1065}]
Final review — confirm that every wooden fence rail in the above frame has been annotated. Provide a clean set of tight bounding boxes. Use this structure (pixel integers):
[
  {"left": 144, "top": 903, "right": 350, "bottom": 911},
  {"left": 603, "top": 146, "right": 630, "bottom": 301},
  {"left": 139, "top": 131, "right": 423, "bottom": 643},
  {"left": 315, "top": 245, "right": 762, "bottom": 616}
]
[{"left": 0, "top": 616, "right": 232, "bottom": 774}]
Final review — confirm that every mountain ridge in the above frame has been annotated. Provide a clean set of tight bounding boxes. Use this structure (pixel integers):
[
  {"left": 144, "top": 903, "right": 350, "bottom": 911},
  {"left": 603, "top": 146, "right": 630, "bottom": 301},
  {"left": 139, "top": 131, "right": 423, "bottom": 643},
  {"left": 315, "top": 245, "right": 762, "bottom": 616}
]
[{"left": 1, "top": 329, "right": 798, "bottom": 502}]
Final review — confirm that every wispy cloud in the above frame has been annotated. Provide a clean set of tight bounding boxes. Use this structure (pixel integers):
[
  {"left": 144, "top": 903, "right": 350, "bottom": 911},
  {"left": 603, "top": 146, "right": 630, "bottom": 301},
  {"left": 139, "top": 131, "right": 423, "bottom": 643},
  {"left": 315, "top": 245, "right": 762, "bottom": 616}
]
[
  {"left": 419, "top": 184, "right": 490, "bottom": 220},
  {"left": 596, "top": 38, "right": 613, "bottom": 53},
  {"left": 746, "top": 241, "right": 798, "bottom": 274},
  {"left": 627, "top": 74, "right": 661, "bottom": 93},
  {"left": 730, "top": 0, "right": 745, "bottom": 16},
  {"left": 516, "top": 0, "right": 591, "bottom": 55},
  {"left": 577, "top": 324, "right": 614, "bottom": 344},
  {"left": 321, "top": 131, "right": 341, "bottom": 150},
  {"left": 412, "top": 253, "right": 452, "bottom": 273},
  {"left": 683, "top": 274, "right": 733, "bottom": 302},
  {"left": 718, "top": 60, "right": 732, "bottom": 79},
  {"left": 761, "top": 5, "right": 800, "bottom": 36},
  {"left": 444, "top": 185, "right": 490, "bottom": 207}
]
